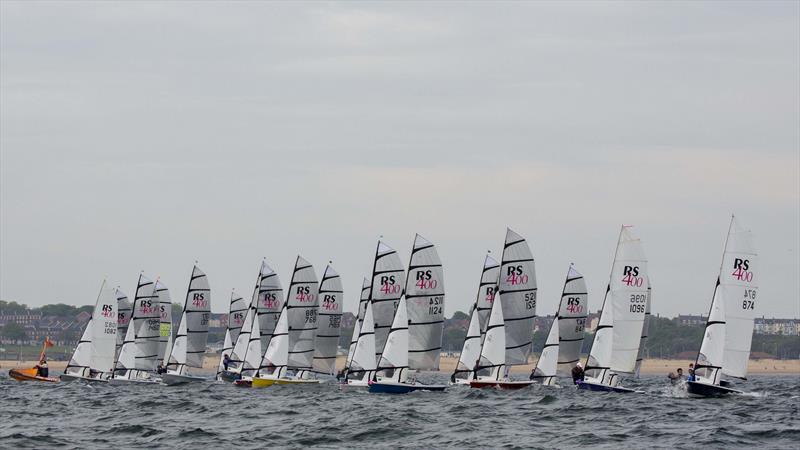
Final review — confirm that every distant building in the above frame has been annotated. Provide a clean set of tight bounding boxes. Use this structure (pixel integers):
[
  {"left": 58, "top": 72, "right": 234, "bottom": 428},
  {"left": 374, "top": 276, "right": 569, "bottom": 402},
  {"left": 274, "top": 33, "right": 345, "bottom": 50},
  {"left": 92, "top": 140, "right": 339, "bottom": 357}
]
[
  {"left": 754, "top": 317, "right": 799, "bottom": 336},
  {"left": 0, "top": 313, "right": 42, "bottom": 325},
  {"left": 676, "top": 315, "right": 706, "bottom": 327}
]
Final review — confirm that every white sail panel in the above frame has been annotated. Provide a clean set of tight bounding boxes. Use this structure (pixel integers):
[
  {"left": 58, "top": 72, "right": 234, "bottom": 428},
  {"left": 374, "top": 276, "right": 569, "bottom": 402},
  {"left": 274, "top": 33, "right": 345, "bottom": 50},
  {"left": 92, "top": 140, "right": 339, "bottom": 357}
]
[
  {"left": 169, "top": 311, "right": 189, "bottom": 368},
  {"left": 286, "top": 256, "right": 319, "bottom": 370},
  {"left": 345, "top": 318, "right": 362, "bottom": 370},
  {"left": 405, "top": 234, "right": 445, "bottom": 370},
  {"left": 476, "top": 293, "right": 505, "bottom": 378},
  {"left": 230, "top": 304, "right": 255, "bottom": 370},
  {"left": 532, "top": 316, "right": 559, "bottom": 383},
  {"left": 260, "top": 305, "right": 289, "bottom": 376},
  {"left": 114, "top": 288, "right": 131, "bottom": 361},
  {"left": 241, "top": 311, "right": 262, "bottom": 377},
  {"left": 697, "top": 283, "right": 726, "bottom": 384},
  {"left": 357, "top": 277, "right": 371, "bottom": 321},
  {"left": 65, "top": 319, "right": 93, "bottom": 377},
  {"left": 350, "top": 301, "right": 377, "bottom": 373},
  {"left": 313, "top": 265, "right": 344, "bottom": 375},
  {"left": 217, "top": 330, "right": 233, "bottom": 377},
  {"left": 114, "top": 316, "right": 137, "bottom": 372},
  {"left": 254, "top": 261, "right": 284, "bottom": 351},
  {"left": 498, "top": 228, "right": 537, "bottom": 365},
  {"left": 585, "top": 286, "right": 614, "bottom": 383},
  {"left": 454, "top": 305, "right": 482, "bottom": 380},
  {"left": 721, "top": 218, "right": 758, "bottom": 379},
  {"left": 635, "top": 282, "right": 652, "bottom": 376},
  {"left": 556, "top": 266, "right": 588, "bottom": 376},
  {"left": 376, "top": 296, "right": 409, "bottom": 382},
  {"left": 90, "top": 283, "right": 118, "bottom": 374},
  {"left": 370, "top": 241, "right": 406, "bottom": 358},
  {"left": 475, "top": 254, "right": 500, "bottom": 334},
  {"left": 155, "top": 280, "right": 172, "bottom": 366}
]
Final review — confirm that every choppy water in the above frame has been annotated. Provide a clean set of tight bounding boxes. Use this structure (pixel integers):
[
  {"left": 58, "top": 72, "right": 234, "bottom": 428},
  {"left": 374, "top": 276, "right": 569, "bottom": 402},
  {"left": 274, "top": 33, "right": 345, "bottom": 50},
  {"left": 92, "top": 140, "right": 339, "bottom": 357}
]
[{"left": 0, "top": 372, "right": 798, "bottom": 449}]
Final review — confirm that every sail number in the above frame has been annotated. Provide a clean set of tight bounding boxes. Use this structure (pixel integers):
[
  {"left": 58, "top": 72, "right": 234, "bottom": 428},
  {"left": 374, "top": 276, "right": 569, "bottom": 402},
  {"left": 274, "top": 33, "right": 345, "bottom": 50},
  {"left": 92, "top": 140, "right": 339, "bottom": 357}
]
[
  {"left": 328, "top": 315, "right": 341, "bottom": 328},
  {"left": 305, "top": 309, "right": 318, "bottom": 324},
  {"left": 104, "top": 322, "right": 117, "bottom": 335},
  {"left": 524, "top": 292, "right": 537, "bottom": 310},
  {"left": 574, "top": 318, "right": 586, "bottom": 333},
  {"left": 629, "top": 294, "right": 647, "bottom": 313},
  {"left": 742, "top": 289, "right": 756, "bottom": 310},
  {"left": 428, "top": 296, "right": 444, "bottom": 315}
]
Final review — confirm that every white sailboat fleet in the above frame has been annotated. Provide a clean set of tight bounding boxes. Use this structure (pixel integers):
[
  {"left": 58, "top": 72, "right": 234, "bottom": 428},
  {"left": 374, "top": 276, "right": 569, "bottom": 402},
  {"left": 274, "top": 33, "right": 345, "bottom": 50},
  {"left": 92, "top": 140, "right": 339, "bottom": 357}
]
[{"left": 688, "top": 216, "right": 759, "bottom": 397}]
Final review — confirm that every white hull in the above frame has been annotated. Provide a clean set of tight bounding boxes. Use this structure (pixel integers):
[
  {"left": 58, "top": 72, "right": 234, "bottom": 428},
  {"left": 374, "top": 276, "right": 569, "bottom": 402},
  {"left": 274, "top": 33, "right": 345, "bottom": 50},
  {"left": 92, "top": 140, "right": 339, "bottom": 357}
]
[
  {"left": 108, "top": 376, "right": 160, "bottom": 385},
  {"left": 60, "top": 373, "right": 108, "bottom": 383},
  {"left": 162, "top": 373, "right": 207, "bottom": 385}
]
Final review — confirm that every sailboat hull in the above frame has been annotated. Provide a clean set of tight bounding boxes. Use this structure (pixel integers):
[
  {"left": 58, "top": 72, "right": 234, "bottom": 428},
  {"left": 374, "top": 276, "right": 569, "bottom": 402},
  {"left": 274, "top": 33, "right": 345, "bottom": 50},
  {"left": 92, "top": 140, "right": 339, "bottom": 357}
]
[
  {"left": 108, "top": 376, "right": 160, "bottom": 385},
  {"left": 60, "top": 373, "right": 107, "bottom": 383},
  {"left": 368, "top": 380, "right": 447, "bottom": 394},
  {"left": 686, "top": 380, "right": 742, "bottom": 397},
  {"left": 251, "top": 377, "right": 320, "bottom": 387},
  {"left": 162, "top": 373, "right": 206, "bottom": 385},
  {"left": 576, "top": 380, "right": 640, "bottom": 393},
  {"left": 469, "top": 379, "right": 534, "bottom": 390},
  {"left": 8, "top": 368, "right": 59, "bottom": 383}
]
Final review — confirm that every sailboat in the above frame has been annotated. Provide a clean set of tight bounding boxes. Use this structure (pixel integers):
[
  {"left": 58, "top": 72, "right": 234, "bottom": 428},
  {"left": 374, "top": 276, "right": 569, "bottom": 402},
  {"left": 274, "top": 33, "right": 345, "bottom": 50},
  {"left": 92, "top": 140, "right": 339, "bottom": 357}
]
[
  {"left": 369, "top": 235, "right": 448, "bottom": 394},
  {"left": 531, "top": 265, "right": 588, "bottom": 386},
  {"left": 342, "top": 301, "right": 377, "bottom": 388},
  {"left": 580, "top": 226, "right": 649, "bottom": 393},
  {"left": 110, "top": 274, "right": 161, "bottom": 384},
  {"left": 114, "top": 288, "right": 131, "bottom": 362},
  {"left": 451, "top": 253, "right": 500, "bottom": 385},
  {"left": 688, "top": 216, "right": 758, "bottom": 397},
  {"left": 312, "top": 264, "right": 344, "bottom": 376},
  {"left": 162, "top": 265, "right": 212, "bottom": 385},
  {"left": 60, "top": 281, "right": 119, "bottom": 382},
  {"left": 251, "top": 256, "right": 321, "bottom": 386},
  {"left": 155, "top": 280, "right": 172, "bottom": 368},
  {"left": 470, "top": 229, "right": 537, "bottom": 389},
  {"left": 216, "top": 290, "right": 248, "bottom": 380}
]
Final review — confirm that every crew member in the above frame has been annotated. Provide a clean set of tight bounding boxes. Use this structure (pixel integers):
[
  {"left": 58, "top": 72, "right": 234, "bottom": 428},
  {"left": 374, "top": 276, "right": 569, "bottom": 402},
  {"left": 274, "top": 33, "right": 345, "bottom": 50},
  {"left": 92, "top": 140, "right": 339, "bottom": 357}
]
[
  {"left": 36, "top": 359, "right": 49, "bottom": 378},
  {"left": 222, "top": 353, "right": 231, "bottom": 371},
  {"left": 571, "top": 362, "right": 584, "bottom": 384}
]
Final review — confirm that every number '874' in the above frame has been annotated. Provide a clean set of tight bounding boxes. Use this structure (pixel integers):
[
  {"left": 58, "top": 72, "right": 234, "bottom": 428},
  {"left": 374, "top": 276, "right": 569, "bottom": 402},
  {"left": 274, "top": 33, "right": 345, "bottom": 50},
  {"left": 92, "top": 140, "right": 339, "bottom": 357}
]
[{"left": 742, "top": 289, "right": 756, "bottom": 310}]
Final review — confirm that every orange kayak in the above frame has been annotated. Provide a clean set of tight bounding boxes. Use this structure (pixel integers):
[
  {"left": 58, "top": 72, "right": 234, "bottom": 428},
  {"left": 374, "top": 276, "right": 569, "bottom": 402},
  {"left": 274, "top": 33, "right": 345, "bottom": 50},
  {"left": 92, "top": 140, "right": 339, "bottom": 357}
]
[{"left": 8, "top": 368, "right": 59, "bottom": 383}]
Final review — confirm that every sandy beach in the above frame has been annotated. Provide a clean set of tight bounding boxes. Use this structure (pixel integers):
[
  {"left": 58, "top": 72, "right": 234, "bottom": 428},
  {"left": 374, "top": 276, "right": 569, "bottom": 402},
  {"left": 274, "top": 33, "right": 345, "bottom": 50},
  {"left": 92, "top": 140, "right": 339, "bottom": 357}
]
[{"left": 4, "top": 355, "right": 798, "bottom": 375}]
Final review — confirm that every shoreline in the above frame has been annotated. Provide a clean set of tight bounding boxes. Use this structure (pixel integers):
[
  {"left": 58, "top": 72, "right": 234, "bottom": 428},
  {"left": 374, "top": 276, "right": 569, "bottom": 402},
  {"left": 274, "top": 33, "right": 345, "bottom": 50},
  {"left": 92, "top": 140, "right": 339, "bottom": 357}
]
[{"left": 3, "top": 356, "right": 798, "bottom": 375}]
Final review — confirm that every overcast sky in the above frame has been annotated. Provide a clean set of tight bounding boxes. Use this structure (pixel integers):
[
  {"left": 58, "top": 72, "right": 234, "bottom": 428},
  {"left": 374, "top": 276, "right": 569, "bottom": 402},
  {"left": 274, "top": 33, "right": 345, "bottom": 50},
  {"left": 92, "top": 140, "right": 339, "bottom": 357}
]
[{"left": 1, "top": 1, "right": 798, "bottom": 319}]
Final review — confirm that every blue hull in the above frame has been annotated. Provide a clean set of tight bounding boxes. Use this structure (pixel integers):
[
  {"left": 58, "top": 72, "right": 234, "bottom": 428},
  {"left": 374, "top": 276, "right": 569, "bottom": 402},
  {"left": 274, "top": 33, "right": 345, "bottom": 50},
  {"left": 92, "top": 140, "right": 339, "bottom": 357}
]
[
  {"left": 686, "top": 381, "right": 741, "bottom": 397},
  {"left": 576, "top": 381, "right": 639, "bottom": 393},
  {"left": 368, "top": 382, "right": 447, "bottom": 394}
]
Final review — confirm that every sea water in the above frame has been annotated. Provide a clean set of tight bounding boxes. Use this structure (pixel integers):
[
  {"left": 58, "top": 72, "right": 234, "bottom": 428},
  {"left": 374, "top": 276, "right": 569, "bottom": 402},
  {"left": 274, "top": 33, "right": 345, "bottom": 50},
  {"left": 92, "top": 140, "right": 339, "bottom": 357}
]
[{"left": 0, "top": 373, "right": 797, "bottom": 448}]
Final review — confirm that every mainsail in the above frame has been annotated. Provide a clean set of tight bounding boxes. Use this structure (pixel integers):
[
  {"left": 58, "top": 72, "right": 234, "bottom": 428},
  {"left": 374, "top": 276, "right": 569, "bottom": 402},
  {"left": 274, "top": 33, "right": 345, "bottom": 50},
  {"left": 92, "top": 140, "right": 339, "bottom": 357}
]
[
  {"left": 475, "top": 254, "right": 500, "bottom": 334},
  {"left": 114, "top": 288, "right": 131, "bottom": 361},
  {"left": 65, "top": 281, "right": 118, "bottom": 377},
  {"left": 286, "top": 256, "right": 319, "bottom": 370},
  {"left": 155, "top": 280, "right": 172, "bottom": 367},
  {"left": 312, "top": 265, "right": 344, "bottom": 375},
  {"left": 369, "top": 241, "right": 406, "bottom": 359},
  {"left": 695, "top": 217, "right": 758, "bottom": 384},
  {"left": 585, "top": 226, "right": 649, "bottom": 384},
  {"left": 253, "top": 261, "right": 284, "bottom": 352},
  {"left": 167, "top": 266, "right": 211, "bottom": 374},
  {"left": 405, "top": 234, "right": 445, "bottom": 370},
  {"left": 498, "top": 228, "right": 537, "bottom": 365}
]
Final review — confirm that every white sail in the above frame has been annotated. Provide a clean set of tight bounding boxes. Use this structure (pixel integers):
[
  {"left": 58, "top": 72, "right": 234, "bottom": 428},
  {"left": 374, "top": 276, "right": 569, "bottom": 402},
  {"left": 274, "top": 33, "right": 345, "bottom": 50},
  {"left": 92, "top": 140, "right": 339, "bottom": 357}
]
[
  {"left": 132, "top": 274, "right": 160, "bottom": 371},
  {"left": 369, "top": 241, "right": 406, "bottom": 359},
  {"left": 253, "top": 261, "right": 284, "bottom": 351},
  {"left": 405, "top": 234, "right": 445, "bottom": 370},
  {"left": 65, "top": 316, "right": 94, "bottom": 377},
  {"left": 350, "top": 301, "right": 377, "bottom": 376},
  {"left": 90, "top": 283, "right": 119, "bottom": 374},
  {"left": 155, "top": 280, "right": 172, "bottom": 367},
  {"left": 241, "top": 310, "right": 263, "bottom": 377},
  {"left": 475, "top": 254, "right": 500, "bottom": 334},
  {"left": 453, "top": 304, "right": 482, "bottom": 381},
  {"left": 114, "top": 288, "right": 131, "bottom": 361},
  {"left": 286, "top": 256, "right": 319, "bottom": 370},
  {"left": 696, "top": 217, "right": 758, "bottom": 383},
  {"left": 475, "top": 291, "right": 506, "bottom": 380},
  {"left": 259, "top": 304, "right": 289, "bottom": 378},
  {"left": 585, "top": 226, "right": 649, "bottom": 383},
  {"left": 357, "top": 278, "right": 371, "bottom": 321},
  {"left": 312, "top": 265, "right": 344, "bottom": 375},
  {"left": 635, "top": 282, "right": 652, "bottom": 377},
  {"left": 532, "top": 316, "right": 559, "bottom": 384},
  {"left": 375, "top": 296, "right": 409, "bottom": 383},
  {"left": 556, "top": 266, "right": 588, "bottom": 376},
  {"left": 169, "top": 311, "right": 188, "bottom": 370},
  {"left": 229, "top": 303, "right": 256, "bottom": 371},
  {"left": 217, "top": 291, "right": 247, "bottom": 376},
  {"left": 498, "top": 228, "right": 537, "bottom": 365}
]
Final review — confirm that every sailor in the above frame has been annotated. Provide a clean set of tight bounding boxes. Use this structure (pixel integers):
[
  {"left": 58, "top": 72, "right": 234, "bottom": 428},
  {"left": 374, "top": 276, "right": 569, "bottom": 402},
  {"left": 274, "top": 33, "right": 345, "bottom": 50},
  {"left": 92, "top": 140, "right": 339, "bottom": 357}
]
[
  {"left": 156, "top": 363, "right": 166, "bottom": 375},
  {"left": 667, "top": 368, "right": 684, "bottom": 383},
  {"left": 687, "top": 363, "right": 696, "bottom": 382},
  {"left": 222, "top": 353, "right": 231, "bottom": 371},
  {"left": 36, "top": 359, "right": 49, "bottom": 378},
  {"left": 571, "top": 362, "right": 584, "bottom": 384}
]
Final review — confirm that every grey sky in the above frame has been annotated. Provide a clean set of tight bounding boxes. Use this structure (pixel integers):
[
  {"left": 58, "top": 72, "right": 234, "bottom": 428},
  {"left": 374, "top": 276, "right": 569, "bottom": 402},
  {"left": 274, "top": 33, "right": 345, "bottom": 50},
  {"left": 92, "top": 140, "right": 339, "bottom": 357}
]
[{"left": 1, "top": 1, "right": 798, "bottom": 319}]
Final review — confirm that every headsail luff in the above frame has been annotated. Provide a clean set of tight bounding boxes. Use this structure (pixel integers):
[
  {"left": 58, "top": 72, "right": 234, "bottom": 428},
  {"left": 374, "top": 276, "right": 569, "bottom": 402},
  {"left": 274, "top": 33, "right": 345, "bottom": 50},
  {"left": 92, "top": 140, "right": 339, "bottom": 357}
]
[
  {"left": 695, "top": 216, "right": 758, "bottom": 384},
  {"left": 155, "top": 280, "right": 172, "bottom": 367},
  {"left": 498, "top": 228, "right": 537, "bottom": 365},
  {"left": 585, "top": 226, "right": 649, "bottom": 384},
  {"left": 253, "top": 261, "right": 284, "bottom": 352},
  {"left": 286, "top": 256, "right": 319, "bottom": 370},
  {"left": 369, "top": 241, "right": 406, "bottom": 360},
  {"left": 405, "top": 234, "right": 445, "bottom": 370},
  {"left": 312, "top": 265, "right": 344, "bottom": 375},
  {"left": 114, "top": 288, "right": 131, "bottom": 362}
]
